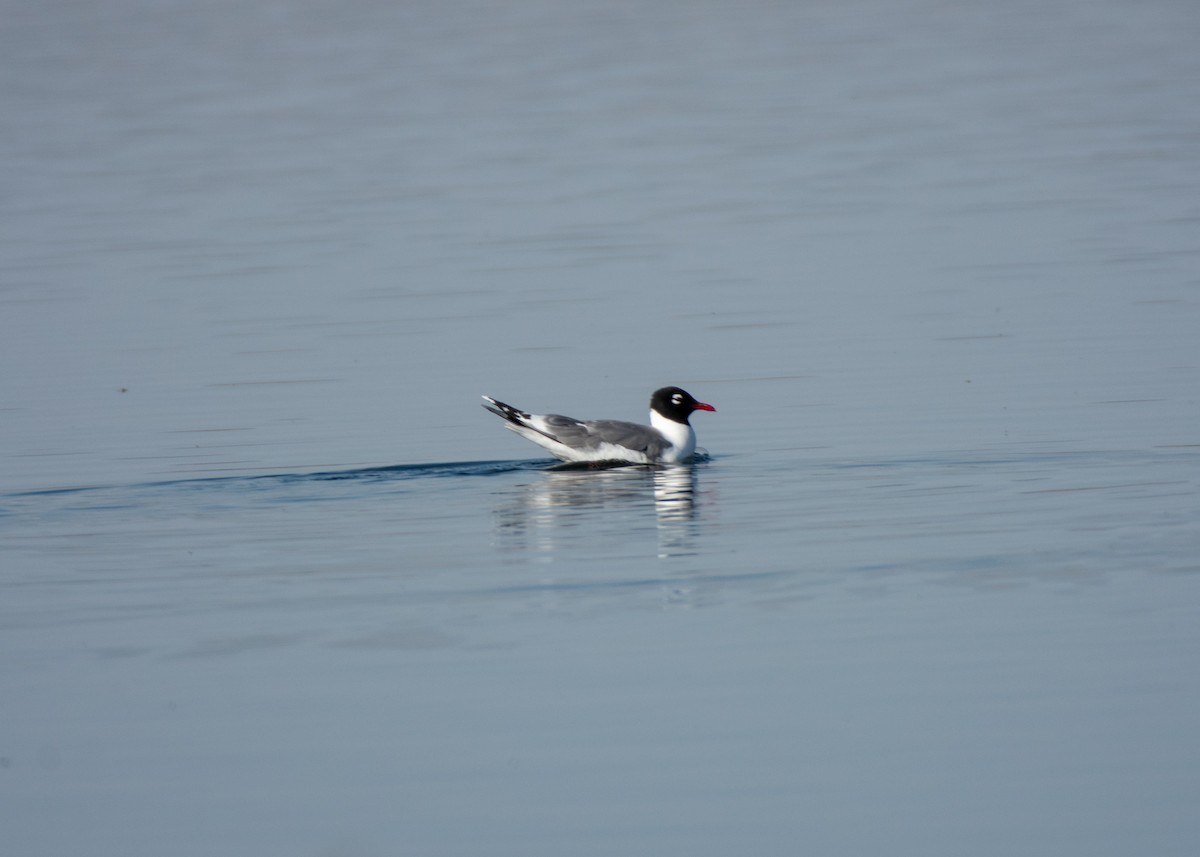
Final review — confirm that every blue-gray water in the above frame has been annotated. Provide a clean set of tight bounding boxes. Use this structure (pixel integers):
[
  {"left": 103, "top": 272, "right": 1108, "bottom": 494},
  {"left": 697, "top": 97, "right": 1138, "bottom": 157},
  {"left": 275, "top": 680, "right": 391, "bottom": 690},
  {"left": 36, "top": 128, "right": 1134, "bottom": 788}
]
[{"left": 3, "top": 1, "right": 1199, "bottom": 855}]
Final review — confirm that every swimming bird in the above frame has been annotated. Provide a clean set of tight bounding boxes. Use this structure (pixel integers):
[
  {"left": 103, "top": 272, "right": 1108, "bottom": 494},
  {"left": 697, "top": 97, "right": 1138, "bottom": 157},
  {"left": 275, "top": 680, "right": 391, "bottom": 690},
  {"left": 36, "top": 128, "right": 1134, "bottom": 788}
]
[{"left": 482, "top": 386, "right": 715, "bottom": 465}]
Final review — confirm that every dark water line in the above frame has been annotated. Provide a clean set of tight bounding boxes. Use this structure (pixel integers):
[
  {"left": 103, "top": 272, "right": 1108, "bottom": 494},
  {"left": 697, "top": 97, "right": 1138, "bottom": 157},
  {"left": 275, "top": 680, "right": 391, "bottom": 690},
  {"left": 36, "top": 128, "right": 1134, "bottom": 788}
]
[
  {"left": 4, "top": 454, "right": 726, "bottom": 501},
  {"left": 2, "top": 458, "right": 559, "bottom": 500}
]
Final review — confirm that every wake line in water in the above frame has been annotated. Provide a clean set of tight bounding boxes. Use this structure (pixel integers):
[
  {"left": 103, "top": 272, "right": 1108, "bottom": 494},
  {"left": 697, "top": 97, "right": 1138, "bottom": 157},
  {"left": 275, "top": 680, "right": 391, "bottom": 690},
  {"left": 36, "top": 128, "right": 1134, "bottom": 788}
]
[
  {"left": 287, "top": 458, "right": 555, "bottom": 482},
  {"left": 3, "top": 459, "right": 557, "bottom": 500},
  {"left": 7, "top": 452, "right": 718, "bottom": 501}
]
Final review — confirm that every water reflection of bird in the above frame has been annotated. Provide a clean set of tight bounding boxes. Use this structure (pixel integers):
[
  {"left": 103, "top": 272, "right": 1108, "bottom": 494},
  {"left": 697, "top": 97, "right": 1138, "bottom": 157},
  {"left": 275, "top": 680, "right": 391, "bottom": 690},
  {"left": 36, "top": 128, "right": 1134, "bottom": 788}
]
[{"left": 492, "top": 464, "right": 703, "bottom": 560}]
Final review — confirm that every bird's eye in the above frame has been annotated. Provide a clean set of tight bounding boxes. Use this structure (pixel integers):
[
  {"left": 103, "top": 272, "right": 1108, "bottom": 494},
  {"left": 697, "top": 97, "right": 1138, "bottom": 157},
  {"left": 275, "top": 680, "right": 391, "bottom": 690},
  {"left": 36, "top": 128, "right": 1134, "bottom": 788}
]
[{"left": 672, "top": 394, "right": 683, "bottom": 403}]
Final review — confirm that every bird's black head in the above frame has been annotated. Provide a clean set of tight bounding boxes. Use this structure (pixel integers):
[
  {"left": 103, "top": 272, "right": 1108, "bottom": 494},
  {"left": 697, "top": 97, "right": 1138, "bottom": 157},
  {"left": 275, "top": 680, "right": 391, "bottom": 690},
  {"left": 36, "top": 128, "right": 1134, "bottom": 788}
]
[{"left": 650, "top": 386, "right": 716, "bottom": 424}]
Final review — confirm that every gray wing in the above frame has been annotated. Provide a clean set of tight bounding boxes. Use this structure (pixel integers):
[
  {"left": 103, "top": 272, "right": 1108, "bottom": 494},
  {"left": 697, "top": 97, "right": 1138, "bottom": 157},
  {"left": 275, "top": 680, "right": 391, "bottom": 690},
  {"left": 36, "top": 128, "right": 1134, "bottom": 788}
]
[{"left": 546, "top": 416, "right": 668, "bottom": 457}]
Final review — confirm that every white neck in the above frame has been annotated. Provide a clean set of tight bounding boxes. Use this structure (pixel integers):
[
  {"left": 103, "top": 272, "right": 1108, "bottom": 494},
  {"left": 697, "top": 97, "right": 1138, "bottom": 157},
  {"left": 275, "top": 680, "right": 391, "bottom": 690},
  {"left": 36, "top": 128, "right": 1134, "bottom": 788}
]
[{"left": 651, "top": 409, "right": 696, "bottom": 463}]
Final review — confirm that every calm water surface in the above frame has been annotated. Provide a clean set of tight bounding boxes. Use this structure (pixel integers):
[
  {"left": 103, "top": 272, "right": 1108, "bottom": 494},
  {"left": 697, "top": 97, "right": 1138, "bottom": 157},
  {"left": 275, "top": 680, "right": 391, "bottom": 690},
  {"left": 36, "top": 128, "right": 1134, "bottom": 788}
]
[{"left": 3, "top": 0, "right": 1199, "bottom": 855}]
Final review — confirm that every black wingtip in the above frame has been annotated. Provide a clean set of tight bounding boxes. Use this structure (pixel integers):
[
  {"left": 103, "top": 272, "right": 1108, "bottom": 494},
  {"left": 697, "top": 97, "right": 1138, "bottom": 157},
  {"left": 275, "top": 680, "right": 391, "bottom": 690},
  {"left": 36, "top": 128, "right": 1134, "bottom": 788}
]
[{"left": 482, "top": 396, "right": 528, "bottom": 424}]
